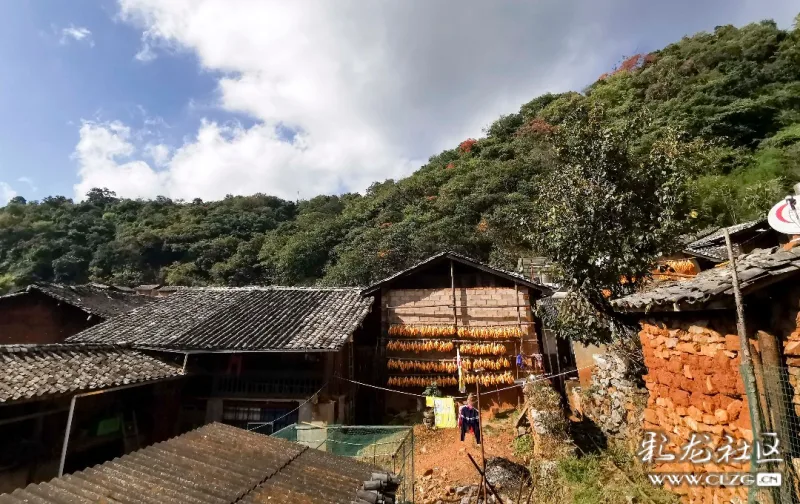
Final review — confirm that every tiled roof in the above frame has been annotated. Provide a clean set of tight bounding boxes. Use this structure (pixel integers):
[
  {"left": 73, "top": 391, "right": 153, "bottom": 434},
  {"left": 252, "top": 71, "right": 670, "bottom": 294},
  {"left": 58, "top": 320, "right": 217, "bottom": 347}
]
[
  {"left": 0, "top": 344, "right": 183, "bottom": 403},
  {"left": 0, "top": 422, "right": 384, "bottom": 504},
  {"left": 66, "top": 287, "right": 373, "bottom": 351},
  {"left": 682, "top": 219, "right": 768, "bottom": 262},
  {"left": 16, "top": 283, "right": 158, "bottom": 318},
  {"left": 362, "top": 251, "right": 552, "bottom": 295},
  {"left": 613, "top": 246, "right": 800, "bottom": 312}
]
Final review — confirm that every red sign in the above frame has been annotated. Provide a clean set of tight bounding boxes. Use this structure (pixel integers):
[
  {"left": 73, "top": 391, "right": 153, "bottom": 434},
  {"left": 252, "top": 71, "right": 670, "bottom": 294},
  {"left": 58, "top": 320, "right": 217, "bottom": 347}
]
[{"left": 768, "top": 196, "right": 800, "bottom": 235}]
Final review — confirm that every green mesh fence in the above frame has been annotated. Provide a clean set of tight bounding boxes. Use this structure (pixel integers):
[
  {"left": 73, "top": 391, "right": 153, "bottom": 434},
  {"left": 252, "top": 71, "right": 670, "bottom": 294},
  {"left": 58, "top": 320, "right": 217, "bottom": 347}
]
[
  {"left": 270, "top": 424, "right": 415, "bottom": 503},
  {"left": 747, "top": 364, "right": 800, "bottom": 504}
]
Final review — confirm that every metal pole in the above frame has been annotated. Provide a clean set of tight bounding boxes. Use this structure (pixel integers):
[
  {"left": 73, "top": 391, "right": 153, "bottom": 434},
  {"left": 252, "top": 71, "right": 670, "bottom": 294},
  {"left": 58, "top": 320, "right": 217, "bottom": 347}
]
[{"left": 58, "top": 395, "right": 78, "bottom": 477}]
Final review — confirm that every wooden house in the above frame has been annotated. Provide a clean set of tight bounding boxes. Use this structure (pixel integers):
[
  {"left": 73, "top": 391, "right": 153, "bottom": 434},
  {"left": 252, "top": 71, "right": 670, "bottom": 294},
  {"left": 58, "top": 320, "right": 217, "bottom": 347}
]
[
  {"left": 612, "top": 244, "right": 800, "bottom": 503},
  {"left": 361, "top": 252, "right": 558, "bottom": 413},
  {"left": 65, "top": 286, "right": 376, "bottom": 430},
  {"left": 0, "top": 284, "right": 155, "bottom": 345},
  {"left": 0, "top": 344, "right": 184, "bottom": 493}
]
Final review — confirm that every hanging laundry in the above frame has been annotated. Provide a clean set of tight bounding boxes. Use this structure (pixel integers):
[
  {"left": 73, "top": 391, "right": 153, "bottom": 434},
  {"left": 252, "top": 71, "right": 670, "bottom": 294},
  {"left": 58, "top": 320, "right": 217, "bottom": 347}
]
[
  {"left": 432, "top": 397, "right": 457, "bottom": 428},
  {"left": 458, "top": 394, "right": 481, "bottom": 445}
]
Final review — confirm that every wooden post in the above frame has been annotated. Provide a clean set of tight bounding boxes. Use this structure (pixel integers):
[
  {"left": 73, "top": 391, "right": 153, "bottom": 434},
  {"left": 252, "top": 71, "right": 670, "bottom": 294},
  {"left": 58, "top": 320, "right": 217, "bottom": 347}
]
[
  {"left": 474, "top": 369, "right": 487, "bottom": 501},
  {"left": 758, "top": 330, "right": 788, "bottom": 435},
  {"left": 724, "top": 229, "right": 762, "bottom": 442},
  {"left": 515, "top": 284, "right": 522, "bottom": 382},
  {"left": 450, "top": 260, "right": 458, "bottom": 335}
]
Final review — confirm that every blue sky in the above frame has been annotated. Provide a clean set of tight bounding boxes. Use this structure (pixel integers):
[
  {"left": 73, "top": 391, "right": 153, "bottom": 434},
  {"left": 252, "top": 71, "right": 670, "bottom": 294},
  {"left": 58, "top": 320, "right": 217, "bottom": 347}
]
[
  {"left": 0, "top": 0, "right": 235, "bottom": 199},
  {"left": 0, "top": 0, "right": 796, "bottom": 204}
]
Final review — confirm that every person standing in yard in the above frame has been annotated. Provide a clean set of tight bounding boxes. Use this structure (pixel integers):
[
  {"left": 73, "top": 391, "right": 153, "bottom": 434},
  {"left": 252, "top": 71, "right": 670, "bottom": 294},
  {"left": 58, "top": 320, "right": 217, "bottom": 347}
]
[{"left": 458, "top": 394, "right": 481, "bottom": 445}]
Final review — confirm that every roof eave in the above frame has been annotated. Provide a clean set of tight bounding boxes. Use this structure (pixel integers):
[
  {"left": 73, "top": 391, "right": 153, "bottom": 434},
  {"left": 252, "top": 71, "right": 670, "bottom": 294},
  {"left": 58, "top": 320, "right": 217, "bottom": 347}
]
[{"left": 361, "top": 251, "right": 553, "bottom": 296}]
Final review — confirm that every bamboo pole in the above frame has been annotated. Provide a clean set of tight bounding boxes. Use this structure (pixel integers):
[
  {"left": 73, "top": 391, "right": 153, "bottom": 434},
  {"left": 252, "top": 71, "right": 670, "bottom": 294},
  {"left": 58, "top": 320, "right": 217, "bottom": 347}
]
[{"left": 724, "top": 229, "right": 763, "bottom": 440}]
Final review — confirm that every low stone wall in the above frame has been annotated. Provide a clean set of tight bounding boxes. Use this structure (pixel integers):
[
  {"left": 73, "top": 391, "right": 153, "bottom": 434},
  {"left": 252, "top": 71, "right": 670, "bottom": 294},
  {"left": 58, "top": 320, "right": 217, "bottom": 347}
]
[
  {"left": 582, "top": 351, "right": 648, "bottom": 446},
  {"left": 640, "top": 318, "right": 751, "bottom": 503}
]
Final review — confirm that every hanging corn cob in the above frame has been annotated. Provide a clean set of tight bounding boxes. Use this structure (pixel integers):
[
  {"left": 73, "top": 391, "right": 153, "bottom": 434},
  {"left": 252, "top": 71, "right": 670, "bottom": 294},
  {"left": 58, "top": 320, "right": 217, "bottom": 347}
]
[
  {"left": 462, "top": 371, "right": 515, "bottom": 386},
  {"left": 386, "top": 359, "right": 461, "bottom": 373},
  {"left": 386, "top": 340, "right": 455, "bottom": 353},
  {"left": 387, "top": 376, "right": 458, "bottom": 388},
  {"left": 388, "top": 325, "right": 455, "bottom": 338},
  {"left": 391, "top": 324, "right": 524, "bottom": 340},
  {"left": 386, "top": 357, "right": 511, "bottom": 372},
  {"left": 458, "top": 343, "right": 507, "bottom": 356}
]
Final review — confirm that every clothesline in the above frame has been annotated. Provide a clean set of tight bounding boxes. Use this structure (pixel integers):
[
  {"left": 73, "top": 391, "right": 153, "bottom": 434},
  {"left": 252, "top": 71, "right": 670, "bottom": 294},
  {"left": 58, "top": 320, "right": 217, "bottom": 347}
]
[
  {"left": 245, "top": 364, "right": 596, "bottom": 431},
  {"left": 246, "top": 380, "right": 329, "bottom": 431},
  {"left": 334, "top": 364, "right": 595, "bottom": 400}
]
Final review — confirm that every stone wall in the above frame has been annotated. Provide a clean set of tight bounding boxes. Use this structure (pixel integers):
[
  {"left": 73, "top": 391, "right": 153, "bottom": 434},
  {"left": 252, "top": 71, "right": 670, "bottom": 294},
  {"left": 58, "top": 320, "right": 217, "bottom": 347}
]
[
  {"left": 639, "top": 317, "right": 751, "bottom": 503},
  {"left": 582, "top": 351, "right": 648, "bottom": 445}
]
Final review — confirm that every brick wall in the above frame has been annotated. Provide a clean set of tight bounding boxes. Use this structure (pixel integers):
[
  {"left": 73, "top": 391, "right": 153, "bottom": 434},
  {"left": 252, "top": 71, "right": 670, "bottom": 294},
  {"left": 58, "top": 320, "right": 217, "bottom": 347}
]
[
  {"left": 640, "top": 317, "right": 751, "bottom": 503},
  {"left": 387, "top": 287, "right": 533, "bottom": 329},
  {"left": 383, "top": 286, "right": 538, "bottom": 409},
  {"left": 0, "top": 295, "right": 95, "bottom": 344}
]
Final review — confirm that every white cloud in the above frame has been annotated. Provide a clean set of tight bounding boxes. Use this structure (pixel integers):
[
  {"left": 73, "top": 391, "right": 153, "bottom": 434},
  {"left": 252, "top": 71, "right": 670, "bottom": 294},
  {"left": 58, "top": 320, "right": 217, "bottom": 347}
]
[
  {"left": 144, "top": 143, "right": 171, "bottom": 166},
  {"left": 72, "top": 0, "right": 798, "bottom": 201},
  {"left": 0, "top": 182, "right": 17, "bottom": 205},
  {"left": 60, "top": 25, "right": 94, "bottom": 47},
  {"left": 17, "top": 177, "right": 37, "bottom": 193},
  {"left": 134, "top": 41, "right": 157, "bottom": 62},
  {"left": 73, "top": 121, "right": 166, "bottom": 200}
]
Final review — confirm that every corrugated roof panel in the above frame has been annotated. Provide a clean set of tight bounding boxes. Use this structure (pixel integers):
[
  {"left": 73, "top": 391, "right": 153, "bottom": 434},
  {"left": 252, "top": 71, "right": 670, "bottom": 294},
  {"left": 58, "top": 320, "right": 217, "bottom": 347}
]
[{"left": 0, "top": 423, "right": 384, "bottom": 504}]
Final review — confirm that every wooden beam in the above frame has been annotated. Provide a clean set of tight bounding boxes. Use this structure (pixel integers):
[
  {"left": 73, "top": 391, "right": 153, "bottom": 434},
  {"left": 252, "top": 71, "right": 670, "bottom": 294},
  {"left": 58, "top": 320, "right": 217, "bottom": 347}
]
[{"left": 450, "top": 260, "right": 458, "bottom": 336}]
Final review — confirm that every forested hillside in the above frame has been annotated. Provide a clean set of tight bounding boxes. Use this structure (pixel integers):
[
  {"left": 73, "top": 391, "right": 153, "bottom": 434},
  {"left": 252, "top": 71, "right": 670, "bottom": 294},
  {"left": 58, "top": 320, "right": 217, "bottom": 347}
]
[{"left": 1, "top": 17, "right": 799, "bottom": 292}]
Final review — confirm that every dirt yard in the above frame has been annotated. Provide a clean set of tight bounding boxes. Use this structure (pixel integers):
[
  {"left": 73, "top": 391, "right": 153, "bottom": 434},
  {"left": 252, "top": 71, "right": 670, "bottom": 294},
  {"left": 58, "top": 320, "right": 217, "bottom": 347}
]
[{"left": 413, "top": 404, "right": 523, "bottom": 503}]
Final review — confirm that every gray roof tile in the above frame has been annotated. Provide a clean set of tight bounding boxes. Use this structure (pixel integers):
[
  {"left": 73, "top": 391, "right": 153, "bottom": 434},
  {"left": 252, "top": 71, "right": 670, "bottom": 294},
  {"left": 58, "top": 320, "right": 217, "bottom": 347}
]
[
  {"left": 7, "top": 283, "right": 158, "bottom": 318},
  {"left": 0, "top": 344, "right": 183, "bottom": 403},
  {"left": 66, "top": 287, "right": 374, "bottom": 351},
  {"left": 613, "top": 246, "right": 800, "bottom": 312},
  {"left": 682, "top": 219, "right": 768, "bottom": 262}
]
